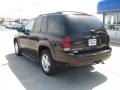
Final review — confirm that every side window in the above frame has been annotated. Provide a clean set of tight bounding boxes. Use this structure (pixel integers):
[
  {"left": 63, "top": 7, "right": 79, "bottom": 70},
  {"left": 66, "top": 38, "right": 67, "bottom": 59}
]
[
  {"left": 40, "top": 17, "right": 47, "bottom": 33},
  {"left": 25, "top": 20, "right": 34, "bottom": 32},
  {"left": 34, "top": 17, "right": 43, "bottom": 33},
  {"left": 47, "top": 15, "right": 65, "bottom": 35}
]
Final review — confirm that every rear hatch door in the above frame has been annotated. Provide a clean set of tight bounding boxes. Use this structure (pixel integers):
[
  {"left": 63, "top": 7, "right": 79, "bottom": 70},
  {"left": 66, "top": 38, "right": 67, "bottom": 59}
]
[{"left": 64, "top": 15, "right": 108, "bottom": 52}]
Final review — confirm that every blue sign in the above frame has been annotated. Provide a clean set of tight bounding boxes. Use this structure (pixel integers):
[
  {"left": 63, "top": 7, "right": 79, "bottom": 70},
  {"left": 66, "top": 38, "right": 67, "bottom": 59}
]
[{"left": 97, "top": 0, "right": 120, "bottom": 13}]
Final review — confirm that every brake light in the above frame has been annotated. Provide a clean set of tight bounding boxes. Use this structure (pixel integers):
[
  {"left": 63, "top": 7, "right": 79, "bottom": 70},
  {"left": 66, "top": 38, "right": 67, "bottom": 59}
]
[{"left": 63, "top": 35, "right": 70, "bottom": 51}]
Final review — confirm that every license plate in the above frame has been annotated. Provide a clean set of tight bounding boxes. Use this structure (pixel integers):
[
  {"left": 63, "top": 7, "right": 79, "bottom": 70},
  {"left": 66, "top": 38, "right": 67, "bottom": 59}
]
[{"left": 88, "top": 39, "right": 97, "bottom": 46}]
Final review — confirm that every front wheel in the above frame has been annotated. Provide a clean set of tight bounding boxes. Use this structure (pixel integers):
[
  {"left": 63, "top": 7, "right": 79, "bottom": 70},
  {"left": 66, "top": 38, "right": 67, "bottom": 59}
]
[
  {"left": 14, "top": 41, "right": 21, "bottom": 56},
  {"left": 41, "top": 50, "right": 56, "bottom": 75}
]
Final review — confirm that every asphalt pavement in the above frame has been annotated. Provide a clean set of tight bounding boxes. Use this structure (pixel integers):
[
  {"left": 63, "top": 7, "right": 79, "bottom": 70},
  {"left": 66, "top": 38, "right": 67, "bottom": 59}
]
[{"left": 0, "top": 27, "right": 120, "bottom": 90}]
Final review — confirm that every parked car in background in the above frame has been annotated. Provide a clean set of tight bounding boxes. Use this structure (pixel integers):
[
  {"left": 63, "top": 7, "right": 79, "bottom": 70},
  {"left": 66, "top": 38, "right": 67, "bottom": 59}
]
[
  {"left": 14, "top": 24, "right": 23, "bottom": 30},
  {"left": 5, "top": 23, "right": 23, "bottom": 30},
  {"left": 5, "top": 24, "right": 15, "bottom": 29},
  {"left": 14, "top": 11, "right": 112, "bottom": 75}
]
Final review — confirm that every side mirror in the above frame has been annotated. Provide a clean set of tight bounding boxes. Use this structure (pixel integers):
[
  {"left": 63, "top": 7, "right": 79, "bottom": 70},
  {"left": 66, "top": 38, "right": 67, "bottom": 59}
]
[{"left": 24, "top": 30, "right": 31, "bottom": 35}]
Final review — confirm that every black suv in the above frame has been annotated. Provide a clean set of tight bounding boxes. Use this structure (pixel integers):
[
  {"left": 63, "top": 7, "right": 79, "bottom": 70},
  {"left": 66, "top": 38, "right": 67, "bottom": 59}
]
[{"left": 14, "top": 11, "right": 112, "bottom": 75}]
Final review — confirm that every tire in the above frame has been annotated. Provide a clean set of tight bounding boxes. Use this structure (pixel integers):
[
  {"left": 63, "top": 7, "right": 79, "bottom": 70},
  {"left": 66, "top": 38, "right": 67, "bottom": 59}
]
[
  {"left": 40, "top": 50, "right": 56, "bottom": 75},
  {"left": 14, "top": 41, "right": 22, "bottom": 56}
]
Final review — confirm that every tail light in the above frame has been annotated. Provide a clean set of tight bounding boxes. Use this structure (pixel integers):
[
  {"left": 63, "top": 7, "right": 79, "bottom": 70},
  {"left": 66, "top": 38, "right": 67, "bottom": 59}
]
[{"left": 63, "top": 35, "right": 71, "bottom": 51}]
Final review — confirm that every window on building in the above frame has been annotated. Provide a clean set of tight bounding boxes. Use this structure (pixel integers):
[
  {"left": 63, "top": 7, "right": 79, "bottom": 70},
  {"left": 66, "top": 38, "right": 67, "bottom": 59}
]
[
  {"left": 104, "top": 13, "right": 117, "bottom": 30},
  {"left": 105, "top": 14, "right": 117, "bottom": 24},
  {"left": 117, "top": 13, "right": 120, "bottom": 24}
]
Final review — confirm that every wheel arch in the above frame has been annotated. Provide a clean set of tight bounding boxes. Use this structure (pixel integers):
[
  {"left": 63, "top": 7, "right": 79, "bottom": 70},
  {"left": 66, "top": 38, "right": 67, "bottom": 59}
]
[
  {"left": 38, "top": 45, "right": 56, "bottom": 61},
  {"left": 14, "top": 38, "right": 17, "bottom": 44},
  {"left": 14, "top": 37, "right": 21, "bottom": 49}
]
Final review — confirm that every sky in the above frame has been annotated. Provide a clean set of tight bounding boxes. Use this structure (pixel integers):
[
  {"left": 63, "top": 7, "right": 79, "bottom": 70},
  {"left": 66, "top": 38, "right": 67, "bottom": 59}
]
[{"left": 0, "top": 0, "right": 100, "bottom": 19}]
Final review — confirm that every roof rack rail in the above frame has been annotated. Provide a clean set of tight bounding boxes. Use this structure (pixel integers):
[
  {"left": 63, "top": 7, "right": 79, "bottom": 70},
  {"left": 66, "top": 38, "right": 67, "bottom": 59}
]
[
  {"left": 38, "top": 12, "right": 62, "bottom": 17},
  {"left": 38, "top": 11, "right": 92, "bottom": 17},
  {"left": 56, "top": 11, "right": 85, "bottom": 14},
  {"left": 56, "top": 11, "right": 92, "bottom": 16}
]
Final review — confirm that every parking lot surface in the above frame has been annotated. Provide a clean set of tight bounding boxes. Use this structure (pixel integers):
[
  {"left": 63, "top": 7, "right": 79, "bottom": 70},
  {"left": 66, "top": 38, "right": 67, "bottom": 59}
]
[{"left": 0, "top": 27, "right": 120, "bottom": 90}]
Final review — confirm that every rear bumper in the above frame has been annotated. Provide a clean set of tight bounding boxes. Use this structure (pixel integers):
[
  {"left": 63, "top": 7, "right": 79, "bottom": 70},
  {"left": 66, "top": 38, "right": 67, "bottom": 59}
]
[{"left": 55, "top": 48, "right": 112, "bottom": 66}]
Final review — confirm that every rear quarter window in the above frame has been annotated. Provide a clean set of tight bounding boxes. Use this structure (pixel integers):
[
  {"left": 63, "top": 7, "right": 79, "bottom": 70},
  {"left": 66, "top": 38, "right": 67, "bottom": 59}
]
[{"left": 47, "top": 15, "right": 65, "bottom": 36}]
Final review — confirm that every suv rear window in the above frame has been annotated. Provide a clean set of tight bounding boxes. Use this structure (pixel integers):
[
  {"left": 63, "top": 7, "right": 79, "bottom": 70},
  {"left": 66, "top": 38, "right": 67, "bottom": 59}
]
[{"left": 64, "top": 15, "right": 103, "bottom": 35}]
